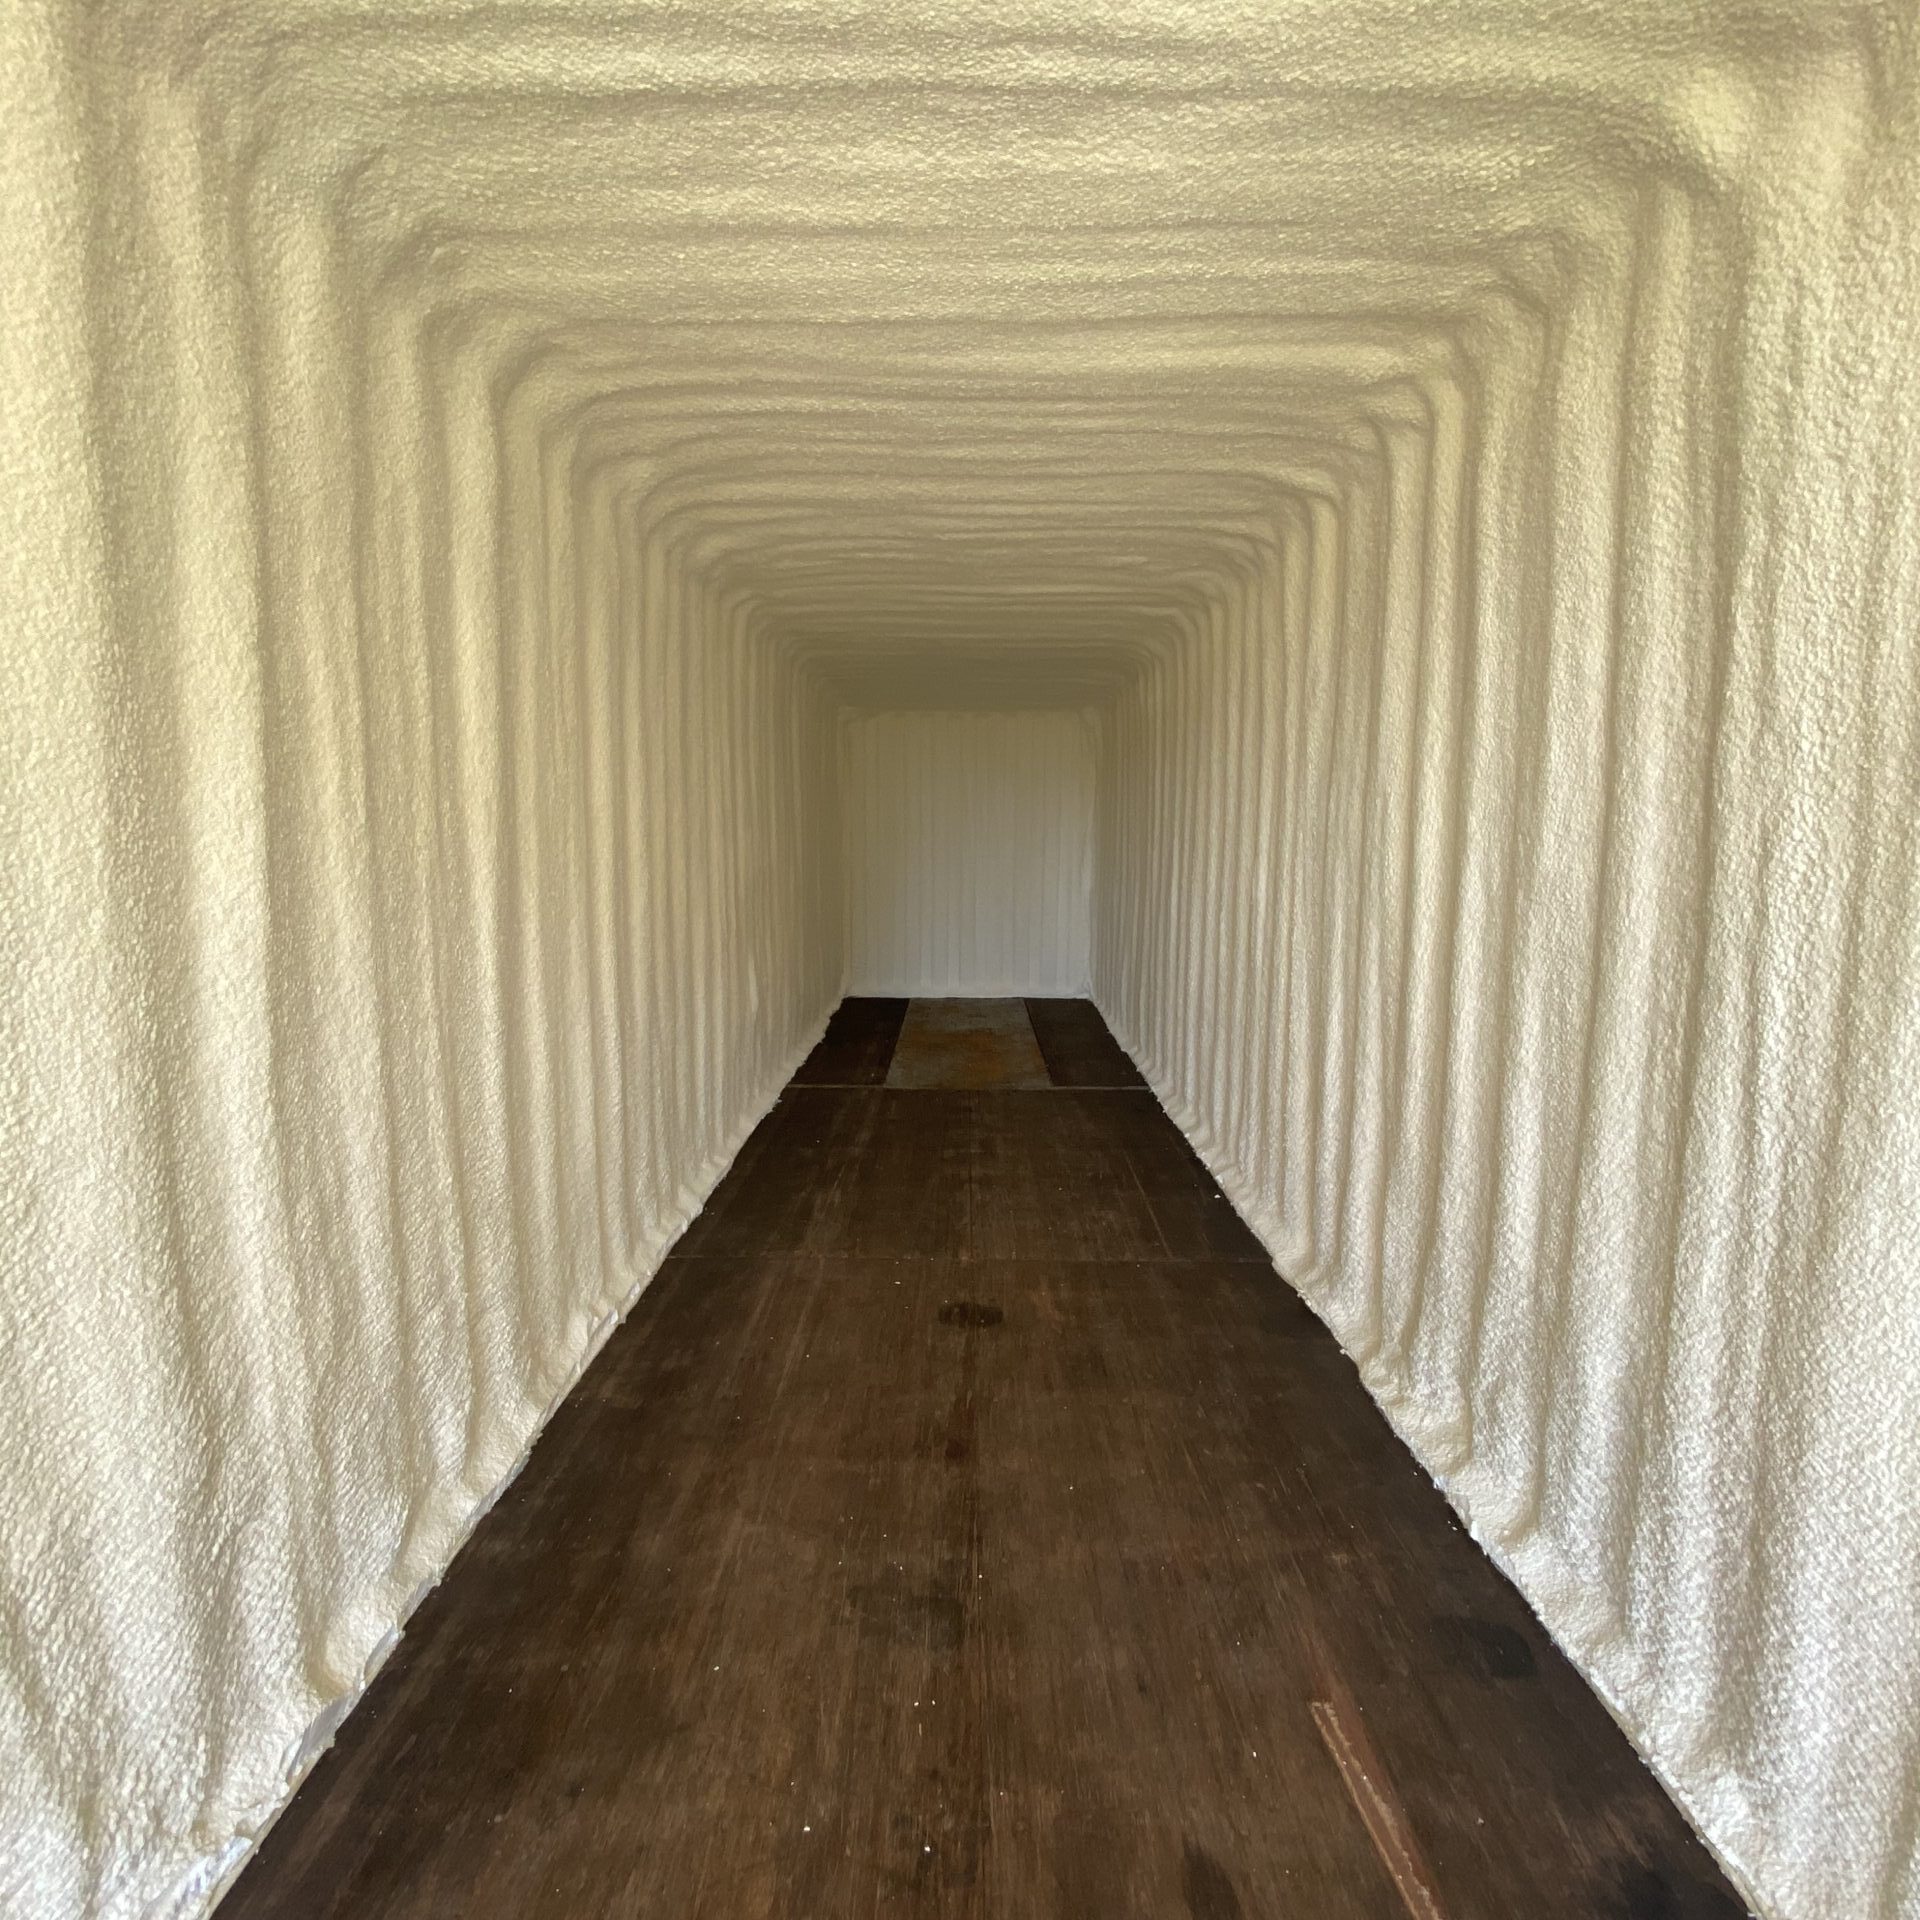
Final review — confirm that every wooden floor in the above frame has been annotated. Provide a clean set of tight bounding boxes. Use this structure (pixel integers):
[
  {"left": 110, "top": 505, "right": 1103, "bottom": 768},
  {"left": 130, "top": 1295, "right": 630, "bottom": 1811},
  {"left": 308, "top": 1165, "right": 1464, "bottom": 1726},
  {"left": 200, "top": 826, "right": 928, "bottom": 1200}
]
[{"left": 222, "top": 1000, "right": 1746, "bottom": 1920}]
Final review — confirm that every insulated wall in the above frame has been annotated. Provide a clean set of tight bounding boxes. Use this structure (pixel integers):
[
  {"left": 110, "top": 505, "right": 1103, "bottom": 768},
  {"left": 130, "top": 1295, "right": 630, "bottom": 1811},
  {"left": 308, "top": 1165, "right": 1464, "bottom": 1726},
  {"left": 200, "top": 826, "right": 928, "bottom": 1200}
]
[
  {"left": 843, "top": 710, "right": 1094, "bottom": 996},
  {"left": 1090, "top": 90, "right": 1920, "bottom": 1920},
  {"left": 1, "top": 6, "right": 841, "bottom": 1913}
]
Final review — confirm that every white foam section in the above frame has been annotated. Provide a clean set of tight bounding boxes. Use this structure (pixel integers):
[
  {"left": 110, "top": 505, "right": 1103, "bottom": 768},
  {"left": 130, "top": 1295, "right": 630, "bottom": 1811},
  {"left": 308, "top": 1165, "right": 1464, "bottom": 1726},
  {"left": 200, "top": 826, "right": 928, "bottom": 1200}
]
[
  {"left": 1090, "top": 196, "right": 1920, "bottom": 1920},
  {"left": 844, "top": 711, "right": 1093, "bottom": 997},
  {"left": 3, "top": 3, "right": 1918, "bottom": 1918},
  {"left": 2, "top": 5, "right": 841, "bottom": 1911}
]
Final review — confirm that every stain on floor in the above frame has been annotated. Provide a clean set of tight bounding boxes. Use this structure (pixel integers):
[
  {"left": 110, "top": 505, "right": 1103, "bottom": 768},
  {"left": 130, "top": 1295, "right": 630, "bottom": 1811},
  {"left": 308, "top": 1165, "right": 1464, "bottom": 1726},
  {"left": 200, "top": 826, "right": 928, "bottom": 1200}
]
[{"left": 886, "top": 997, "right": 1053, "bottom": 1089}]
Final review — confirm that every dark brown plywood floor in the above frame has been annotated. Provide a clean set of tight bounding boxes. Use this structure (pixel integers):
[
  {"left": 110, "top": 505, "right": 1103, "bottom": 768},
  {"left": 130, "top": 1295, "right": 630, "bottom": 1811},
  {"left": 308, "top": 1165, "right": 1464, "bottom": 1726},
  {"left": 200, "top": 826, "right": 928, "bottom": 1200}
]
[{"left": 220, "top": 1000, "right": 1747, "bottom": 1920}]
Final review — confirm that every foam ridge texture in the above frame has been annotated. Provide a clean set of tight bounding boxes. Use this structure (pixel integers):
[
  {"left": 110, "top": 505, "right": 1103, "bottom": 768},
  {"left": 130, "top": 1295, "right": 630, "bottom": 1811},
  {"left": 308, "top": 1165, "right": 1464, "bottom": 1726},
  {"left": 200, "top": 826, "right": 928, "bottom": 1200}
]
[{"left": 3, "top": 3, "right": 1916, "bottom": 1917}]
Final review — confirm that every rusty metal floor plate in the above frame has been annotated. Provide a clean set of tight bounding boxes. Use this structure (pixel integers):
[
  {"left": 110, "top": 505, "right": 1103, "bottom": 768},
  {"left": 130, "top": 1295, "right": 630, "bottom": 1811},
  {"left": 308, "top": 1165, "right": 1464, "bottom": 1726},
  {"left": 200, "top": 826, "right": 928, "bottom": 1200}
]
[{"left": 884, "top": 997, "right": 1051, "bottom": 1088}]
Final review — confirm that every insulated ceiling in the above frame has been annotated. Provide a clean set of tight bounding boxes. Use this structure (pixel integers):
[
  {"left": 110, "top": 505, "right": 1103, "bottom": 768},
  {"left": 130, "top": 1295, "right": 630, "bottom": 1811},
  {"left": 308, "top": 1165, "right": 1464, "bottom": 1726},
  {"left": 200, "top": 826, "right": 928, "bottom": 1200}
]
[{"left": 136, "top": 0, "right": 1755, "bottom": 707}]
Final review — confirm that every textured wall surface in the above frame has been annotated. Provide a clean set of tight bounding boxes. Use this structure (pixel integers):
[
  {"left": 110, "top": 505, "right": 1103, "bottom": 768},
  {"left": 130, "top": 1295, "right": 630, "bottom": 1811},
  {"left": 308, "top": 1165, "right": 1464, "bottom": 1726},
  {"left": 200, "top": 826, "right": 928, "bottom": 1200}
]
[
  {"left": 1, "top": 3, "right": 845, "bottom": 1911},
  {"left": 844, "top": 710, "right": 1093, "bottom": 996},
  {"left": 3, "top": 1, "right": 1917, "bottom": 1917},
  {"left": 1088, "top": 92, "right": 1920, "bottom": 1920}
]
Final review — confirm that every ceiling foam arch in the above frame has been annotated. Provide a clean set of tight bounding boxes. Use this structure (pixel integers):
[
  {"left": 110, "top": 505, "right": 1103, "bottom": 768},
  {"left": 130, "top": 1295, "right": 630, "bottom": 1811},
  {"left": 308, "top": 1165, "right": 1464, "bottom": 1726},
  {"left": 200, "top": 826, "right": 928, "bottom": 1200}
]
[{"left": 4, "top": 2, "right": 1917, "bottom": 1917}]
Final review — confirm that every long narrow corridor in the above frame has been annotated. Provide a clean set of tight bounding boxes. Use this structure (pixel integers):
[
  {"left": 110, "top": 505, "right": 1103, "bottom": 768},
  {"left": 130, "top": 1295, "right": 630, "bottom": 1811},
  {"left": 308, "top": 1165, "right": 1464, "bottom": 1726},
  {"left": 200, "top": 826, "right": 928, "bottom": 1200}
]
[{"left": 221, "top": 1001, "right": 1743, "bottom": 1919}]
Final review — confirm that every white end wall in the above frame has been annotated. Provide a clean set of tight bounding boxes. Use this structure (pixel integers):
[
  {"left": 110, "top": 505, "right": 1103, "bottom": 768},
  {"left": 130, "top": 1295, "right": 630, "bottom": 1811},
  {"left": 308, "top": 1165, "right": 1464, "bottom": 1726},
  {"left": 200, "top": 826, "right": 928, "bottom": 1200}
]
[{"left": 843, "top": 709, "right": 1094, "bottom": 997}]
